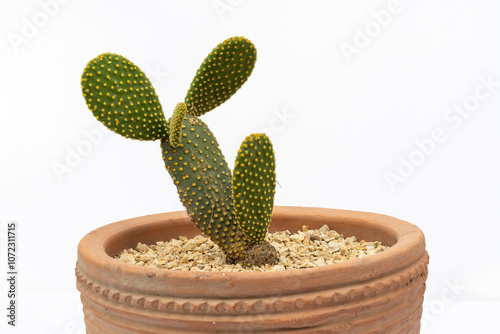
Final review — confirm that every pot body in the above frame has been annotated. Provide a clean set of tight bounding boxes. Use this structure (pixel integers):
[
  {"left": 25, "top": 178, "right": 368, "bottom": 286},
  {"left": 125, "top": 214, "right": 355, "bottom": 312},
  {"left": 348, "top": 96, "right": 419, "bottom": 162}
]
[{"left": 76, "top": 206, "right": 429, "bottom": 333}]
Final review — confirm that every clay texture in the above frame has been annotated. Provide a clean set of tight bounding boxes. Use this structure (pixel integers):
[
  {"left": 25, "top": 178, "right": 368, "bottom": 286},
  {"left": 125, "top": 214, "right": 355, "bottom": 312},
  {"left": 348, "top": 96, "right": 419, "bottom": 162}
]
[{"left": 76, "top": 206, "right": 429, "bottom": 333}]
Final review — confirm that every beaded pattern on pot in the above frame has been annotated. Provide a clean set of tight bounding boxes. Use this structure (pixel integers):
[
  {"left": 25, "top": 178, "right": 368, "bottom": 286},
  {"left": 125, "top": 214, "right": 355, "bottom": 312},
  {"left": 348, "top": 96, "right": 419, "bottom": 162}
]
[{"left": 75, "top": 254, "right": 428, "bottom": 315}]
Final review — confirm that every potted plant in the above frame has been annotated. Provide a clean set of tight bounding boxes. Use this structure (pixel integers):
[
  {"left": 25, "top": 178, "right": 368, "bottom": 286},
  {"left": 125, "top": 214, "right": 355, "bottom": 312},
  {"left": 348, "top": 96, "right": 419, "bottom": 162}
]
[{"left": 76, "top": 36, "right": 429, "bottom": 333}]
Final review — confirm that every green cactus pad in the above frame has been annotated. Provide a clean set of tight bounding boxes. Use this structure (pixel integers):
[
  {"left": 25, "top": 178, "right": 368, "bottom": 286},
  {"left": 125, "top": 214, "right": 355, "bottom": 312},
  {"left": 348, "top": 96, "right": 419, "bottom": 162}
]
[
  {"left": 184, "top": 36, "right": 257, "bottom": 116},
  {"left": 233, "top": 133, "right": 276, "bottom": 244},
  {"left": 169, "top": 102, "right": 187, "bottom": 148},
  {"left": 81, "top": 53, "right": 168, "bottom": 141},
  {"left": 161, "top": 115, "right": 250, "bottom": 262}
]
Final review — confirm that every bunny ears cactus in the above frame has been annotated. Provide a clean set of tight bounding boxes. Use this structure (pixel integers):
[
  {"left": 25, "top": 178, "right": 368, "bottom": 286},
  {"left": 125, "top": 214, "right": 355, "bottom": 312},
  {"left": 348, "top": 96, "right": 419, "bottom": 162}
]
[{"left": 81, "top": 37, "right": 278, "bottom": 266}]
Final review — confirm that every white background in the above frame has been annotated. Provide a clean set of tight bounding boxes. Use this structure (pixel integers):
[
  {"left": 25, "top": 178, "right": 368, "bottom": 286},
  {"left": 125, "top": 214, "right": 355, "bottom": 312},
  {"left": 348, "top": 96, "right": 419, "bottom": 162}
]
[{"left": 1, "top": 0, "right": 499, "bottom": 333}]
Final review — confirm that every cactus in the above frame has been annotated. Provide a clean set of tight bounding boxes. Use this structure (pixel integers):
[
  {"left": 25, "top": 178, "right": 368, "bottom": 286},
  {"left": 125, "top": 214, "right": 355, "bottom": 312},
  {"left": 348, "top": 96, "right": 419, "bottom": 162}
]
[
  {"left": 81, "top": 37, "right": 278, "bottom": 266},
  {"left": 81, "top": 53, "right": 167, "bottom": 141},
  {"left": 233, "top": 134, "right": 276, "bottom": 244},
  {"left": 184, "top": 36, "right": 256, "bottom": 116}
]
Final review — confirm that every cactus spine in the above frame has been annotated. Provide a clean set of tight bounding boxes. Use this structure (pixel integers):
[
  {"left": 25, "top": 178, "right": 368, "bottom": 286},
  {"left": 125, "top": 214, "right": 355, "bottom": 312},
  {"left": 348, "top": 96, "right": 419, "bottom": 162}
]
[{"left": 81, "top": 37, "right": 278, "bottom": 266}]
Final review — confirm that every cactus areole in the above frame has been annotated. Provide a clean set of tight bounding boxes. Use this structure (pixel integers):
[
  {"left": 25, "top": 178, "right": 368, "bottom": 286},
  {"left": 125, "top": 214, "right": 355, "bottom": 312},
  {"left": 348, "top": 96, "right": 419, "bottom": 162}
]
[{"left": 81, "top": 36, "right": 278, "bottom": 266}]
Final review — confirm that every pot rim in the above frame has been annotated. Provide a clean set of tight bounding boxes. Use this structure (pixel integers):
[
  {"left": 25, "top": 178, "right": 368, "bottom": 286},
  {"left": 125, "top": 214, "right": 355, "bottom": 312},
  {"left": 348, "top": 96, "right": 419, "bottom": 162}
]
[{"left": 77, "top": 206, "right": 425, "bottom": 287}]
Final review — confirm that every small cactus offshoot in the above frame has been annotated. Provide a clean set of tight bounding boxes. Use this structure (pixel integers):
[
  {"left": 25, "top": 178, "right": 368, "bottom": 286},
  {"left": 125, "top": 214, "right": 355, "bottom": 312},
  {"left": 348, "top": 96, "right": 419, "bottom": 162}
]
[
  {"left": 168, "top": 102, "right": 187, "bottom": 148},
  {"left": 80, "top": 37, "right": 278, "bottom": 266}
]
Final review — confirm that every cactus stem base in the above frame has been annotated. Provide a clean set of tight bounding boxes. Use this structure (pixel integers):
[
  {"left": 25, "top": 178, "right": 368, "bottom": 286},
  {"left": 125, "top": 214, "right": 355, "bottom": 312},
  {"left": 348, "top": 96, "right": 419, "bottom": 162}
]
[{"left": 241, "top": 241, "right": 278, "bottom": 267}]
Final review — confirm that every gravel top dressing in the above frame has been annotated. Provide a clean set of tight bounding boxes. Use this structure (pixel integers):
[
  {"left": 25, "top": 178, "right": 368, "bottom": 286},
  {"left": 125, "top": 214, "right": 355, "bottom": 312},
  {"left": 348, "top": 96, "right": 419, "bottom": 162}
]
[{"left": 116, "top": 225, "right": 389, "bottom": 272}]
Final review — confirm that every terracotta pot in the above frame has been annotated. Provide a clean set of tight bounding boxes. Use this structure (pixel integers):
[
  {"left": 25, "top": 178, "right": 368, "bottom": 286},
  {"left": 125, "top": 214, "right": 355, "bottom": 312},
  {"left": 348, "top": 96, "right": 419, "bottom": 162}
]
[{"left": 76, "top": 206, "right": 429, "bottom": 333}]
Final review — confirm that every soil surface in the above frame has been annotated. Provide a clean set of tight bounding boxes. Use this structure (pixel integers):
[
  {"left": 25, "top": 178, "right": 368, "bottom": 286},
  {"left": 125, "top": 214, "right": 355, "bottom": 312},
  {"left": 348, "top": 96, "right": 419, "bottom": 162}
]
[{"left": 116, "top": 225, "right": 389, "bottom": 272}]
